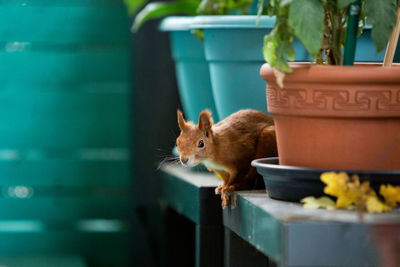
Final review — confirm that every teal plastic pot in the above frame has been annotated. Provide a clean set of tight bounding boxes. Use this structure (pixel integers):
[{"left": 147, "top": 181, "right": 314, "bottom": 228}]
[
  {"left": 354, "top": 25, "right": 400, "bottom": 62},
  {"left": 192, "top": 16, "right": 396, "bottom": 119},
  {"left": 190, "top": 16, "right": 299, "bottom": 119},
  {"left": 160, "top": 17, "right": 218, "bottom": 123}
]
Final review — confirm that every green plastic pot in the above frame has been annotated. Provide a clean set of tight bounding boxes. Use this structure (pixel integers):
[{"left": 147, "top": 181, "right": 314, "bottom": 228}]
[{"left": 160, "top": 17, "right": 219, "bottom": 123}]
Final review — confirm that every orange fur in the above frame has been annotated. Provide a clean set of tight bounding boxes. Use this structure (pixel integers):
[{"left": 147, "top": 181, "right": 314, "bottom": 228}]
[{"left": 176, "top": 109, "right": 278, "bottom": 208}]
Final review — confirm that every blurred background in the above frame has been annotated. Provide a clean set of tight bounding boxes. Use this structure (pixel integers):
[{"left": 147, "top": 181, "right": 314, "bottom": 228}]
[{"left": 0, "top": 0, "right": 179, "bottom": 266}]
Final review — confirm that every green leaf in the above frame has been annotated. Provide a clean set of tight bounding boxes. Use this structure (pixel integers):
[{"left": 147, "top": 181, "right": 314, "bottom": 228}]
[
  {"left": 132, "top": 0, "right": 198, "bottom": 31},
  {"left": 280, "top": 0, "right": 292, "bottom": 7},
  {"left": 283, "top": 38, "right": 295, "bottom": 61},
  {"left": 275, "top": 41, "right": 294, "bottom": 71},
  {"left": 190, "top": 29, "right": 204, "bottom": 40},
  {"left": 288, "top": 0, "right": 324, "bottom": 56},
  {"left": 263, "top": 31, "right": 294, "bottom": 73},
  {"left": 228, "top": 0, "right": 253, "bottom": 10},
  {"left": 338, "top": 0, "right": 356, "bottom": 9},
  {"left": 365, "top": 0, "right": 397, "bottom": 52},
  {"left": 124, "top": 0, "right": 147, "bottom": 15},
  {"left": 263, "top": 4, "right": 295, "bottom": 73},
  {"left": 197, "top": 0, "right": 216, "bottom": 14},
  {"left": 263, "top": 34, "right": 277, "bottom": 65},
  {"left": 301, "top": 196, "right": 336, "bottom": 210},
  {"left": 256, "top": 0, "right": 264, "bottom": 23}
]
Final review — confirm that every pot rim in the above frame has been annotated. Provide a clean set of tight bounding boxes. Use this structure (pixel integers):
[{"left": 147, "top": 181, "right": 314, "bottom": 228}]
[
  {"left": 189, "top": 15, "right": 374, "bottom": 30},
  {"left": 190, "top": 15, "right": 276, "bottom": 29},
  {"left": 252, "top": 157, "right": 400, "bottom": 174},
  {"left": 161, "top": 15, "right": 374, "bottom": 31},
  {"left": 260, "top": 62, "right": 400, "bottom": 84},
  {"left": 159, "top": 16, "right": 196, "bottom": 31},
  {"left": 262, "top": 62, "right": 400, "bottom": 118}
]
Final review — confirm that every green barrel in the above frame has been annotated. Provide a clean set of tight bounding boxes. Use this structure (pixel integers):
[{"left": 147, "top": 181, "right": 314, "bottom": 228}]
[{"left": 0, "top": 1, "right": 133, "bottom": 266}]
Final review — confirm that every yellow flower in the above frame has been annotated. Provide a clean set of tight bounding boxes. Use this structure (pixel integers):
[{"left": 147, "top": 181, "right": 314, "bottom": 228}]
[
  {"left": 301, "top": 196, "right": 336, "bottom": 210},
  {"left": 380, "top": 184, "right": 400, "bottom": 207},
  {"left": 366, "top": 195, "right": 391, "bottom": 213},
  {"left": 320, "top": 172, "right": 384, "bottom": 211},
  {"left": 321, "top": 172, "right": 349, "bottom": 197},
  {"left": 335, "top": 194, "right": 355, "bottom": 209},
  {"left": 321, "top": 172, "right": 358, "bottom": 208}
]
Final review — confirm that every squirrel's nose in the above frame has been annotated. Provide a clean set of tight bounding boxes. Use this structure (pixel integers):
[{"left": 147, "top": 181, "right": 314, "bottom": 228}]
[{"left": 181, "top": 157, "right": 188, "bottom": 164}]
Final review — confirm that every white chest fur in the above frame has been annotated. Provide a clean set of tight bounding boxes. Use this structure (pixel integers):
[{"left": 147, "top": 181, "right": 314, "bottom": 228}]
[{"left": 202, "top": 160, "right": 229, "bottom": 173}]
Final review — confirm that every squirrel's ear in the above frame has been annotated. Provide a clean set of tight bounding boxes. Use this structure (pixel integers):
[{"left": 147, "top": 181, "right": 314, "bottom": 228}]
[
  {"left": 198, "top": 110, "right": 213, "bottom": 133},
  {"left": 177, "top": 110, "right": 187, "bottom": 131}
]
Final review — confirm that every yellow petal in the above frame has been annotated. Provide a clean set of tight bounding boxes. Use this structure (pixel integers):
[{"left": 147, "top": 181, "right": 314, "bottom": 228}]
[
  {"left": 366, "top": 196, "right": 391, "bottom": 213},
  {"left": 320, "top": 172, "right": 396, "bottom": 212},
  {"left": 301, "top": 196, "right": 336, "bottom": 210},
  {"left": 380, "top": 184, "right": 400, "bottom": 207},
  {"left": 321, "top": 172, "right": 349, "bottom": 197},
  {"left": 336, "top": 195, "right": 355, "bottom": 209},
  {"left": 359, "top": 180, "right": 375, "bottom": 197}
]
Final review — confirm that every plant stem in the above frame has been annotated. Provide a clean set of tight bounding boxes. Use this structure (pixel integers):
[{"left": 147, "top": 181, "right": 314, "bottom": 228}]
[
  {"left": 384, "top": 5, "right": 400, "bottom": 67},
  {"left": 326, "top": 6, "right": 343, "bottom": 65},
  {"left": 332, "top": 13, "right": 343, "bottom": 65},
  {"left": 316, "top": 49, "right": 324, "bottom": 64}
]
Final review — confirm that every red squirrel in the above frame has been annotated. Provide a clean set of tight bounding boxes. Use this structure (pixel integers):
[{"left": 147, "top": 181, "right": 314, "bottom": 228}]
[{"left": 176, "top": 109, "right": 278, "bottom": 207}]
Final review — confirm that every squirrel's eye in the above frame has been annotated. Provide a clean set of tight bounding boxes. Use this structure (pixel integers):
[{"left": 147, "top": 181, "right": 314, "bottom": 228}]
[{"left": 198, "top": 140, "right": 204, "bottom": 148}]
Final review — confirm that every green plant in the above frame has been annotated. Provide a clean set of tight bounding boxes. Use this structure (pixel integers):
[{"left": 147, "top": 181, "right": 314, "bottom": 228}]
[
  {"left": 128, "top": 0, "right": 199, "bottom": 31},
  {"left": 262, "top": 0, "right": 398, "bottom": 73},
  {"left": 124, "top": 0, "right": 148, "bottom": 15},
  {"left": 125, "top": 0, "right": 257, "bottom": 32}
]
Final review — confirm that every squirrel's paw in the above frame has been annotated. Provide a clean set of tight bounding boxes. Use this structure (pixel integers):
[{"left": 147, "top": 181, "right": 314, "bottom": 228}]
[
  {"left": 221, "top": 193, "right": 230, "bottom": 208},
  {"left": 222, "top": 185, "right": 235, "bottom": 194},
  {"left": 215, "top": 185, "right": 223, "bottom": 195},
  {"left": 220, "top": 185, "right": 237, "bottom": 208}
]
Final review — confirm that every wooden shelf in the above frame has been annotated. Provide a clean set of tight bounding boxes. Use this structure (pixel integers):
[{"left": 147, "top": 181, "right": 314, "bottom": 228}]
[
  {"left": 161, "top": 164, "right": 224, "bottom": 267},
  {"left": 225, "top": 192, "right": 400, "bottom": 267},
  {"left": 161, "top": 163, "right": 400, "bottom": 267}
]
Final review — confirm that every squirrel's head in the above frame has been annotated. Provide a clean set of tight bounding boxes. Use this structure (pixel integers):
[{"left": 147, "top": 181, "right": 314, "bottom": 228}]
[{"left": 176, "top": 110, "right": 214, "bottom": 167}]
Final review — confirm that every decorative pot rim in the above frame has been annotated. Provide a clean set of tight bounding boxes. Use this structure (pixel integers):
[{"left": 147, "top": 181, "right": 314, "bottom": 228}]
[
  {"left": 261, "top": 62, "right": 400, "bottom": 118},
  {"left": 261, "top": 62, "right": 400, "bottom": 84}
]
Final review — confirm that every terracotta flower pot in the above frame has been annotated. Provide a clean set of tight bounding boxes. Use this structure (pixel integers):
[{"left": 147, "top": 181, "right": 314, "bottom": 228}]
[{"left": 260, "top": 63, "right": 400, "bottom": 170}]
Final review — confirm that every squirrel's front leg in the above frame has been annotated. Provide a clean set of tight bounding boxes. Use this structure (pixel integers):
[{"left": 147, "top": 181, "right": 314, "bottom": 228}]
[
  {"left": 220, "top": 169, "right": 238, "bottom": 208},
  {"left": 213, "top": 170, "right": 230, "bottom": 195}
]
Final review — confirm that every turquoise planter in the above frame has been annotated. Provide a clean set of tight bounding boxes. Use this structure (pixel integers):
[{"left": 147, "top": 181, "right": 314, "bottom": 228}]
[
  {"left": 191, "top": 16, "right": 304, "bottom": 119},
  {"left": 354, "top": 25, "right": 400, "bottom": 62},
  {"left": 193, "top": 16, "right": 398, "bottom": 119},
  {"left": 160, "top": 17, "right": 218, "bottom": 123}
]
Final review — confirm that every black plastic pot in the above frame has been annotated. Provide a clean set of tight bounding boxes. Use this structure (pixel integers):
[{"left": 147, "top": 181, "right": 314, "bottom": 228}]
[{"left": 252, "top": 157, "right": 400, "bottom": 202}]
